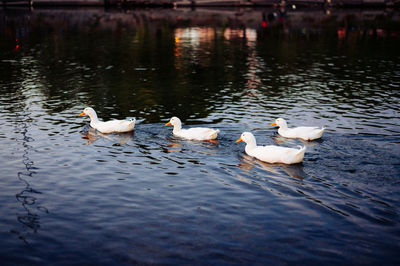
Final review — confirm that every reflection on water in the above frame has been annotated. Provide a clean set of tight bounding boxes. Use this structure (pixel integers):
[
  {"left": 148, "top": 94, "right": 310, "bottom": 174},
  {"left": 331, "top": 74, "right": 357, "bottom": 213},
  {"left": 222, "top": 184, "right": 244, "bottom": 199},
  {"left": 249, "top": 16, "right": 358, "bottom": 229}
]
[
  {"left": 14, "top": 123, "right": 47, "bottom": 244},
  {"left": 81, "top": 126, "right": 135, "bottom": 145},
  {"left": 271, "top": 133, "right": 324, "bottom": 147},
  {"left": 164, "top": 136, "right": 220, "bottom": 155},
  {"left": 0, "top": 7, "right": 400, "bottom": 265},
  {"left": 3, "top": 89, "right": 49, "bottom": 244},
  {"left": 238, "top": 153, "right": 305, "bottom": 180},
  {"left": 1, "top": 8, "right": 398, "bottom": 129}
]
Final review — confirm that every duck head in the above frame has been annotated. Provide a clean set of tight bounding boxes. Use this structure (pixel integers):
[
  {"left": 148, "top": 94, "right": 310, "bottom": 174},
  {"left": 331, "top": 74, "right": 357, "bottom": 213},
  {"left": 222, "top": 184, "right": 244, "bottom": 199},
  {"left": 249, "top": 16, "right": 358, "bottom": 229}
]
[
  {"left": 271, "top": 118, "right": 287, "bottom": 128},
  {"left": 236, "top": 132, "right": 257, "bottom": 145},
  {"left": 79, "top": 107, "right": 98, "bottom": 121},
  {"left": 165, "top": 116, "right": 182, "bottom": 131}
]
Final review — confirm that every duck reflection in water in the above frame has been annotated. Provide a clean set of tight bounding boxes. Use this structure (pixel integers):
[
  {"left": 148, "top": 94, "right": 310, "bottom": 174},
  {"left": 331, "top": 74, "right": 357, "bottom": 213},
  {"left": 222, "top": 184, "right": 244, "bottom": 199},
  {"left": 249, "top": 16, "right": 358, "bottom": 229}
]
[
  {"left": 81, "top": 126, "right": 134, "bottom": 145},
  {"left": 271, "top": 133, "right": 323, "bottom": 147},
  {"left": 163, "top": 135, "right": 219, "bottom": 154},
  {"left": 164, "top": 138, "right": 181, "bottom": 153},
  {"left": 238, "top": 154, "right": 305, "bottom": 180}
]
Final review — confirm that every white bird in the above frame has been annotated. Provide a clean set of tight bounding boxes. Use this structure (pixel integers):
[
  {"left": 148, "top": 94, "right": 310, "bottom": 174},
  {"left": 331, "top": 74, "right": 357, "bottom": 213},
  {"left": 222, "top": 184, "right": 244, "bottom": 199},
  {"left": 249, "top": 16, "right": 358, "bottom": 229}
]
[
  {"left": 79, "top": 107, "right": 135, "bottom": 134},
  {"left": 236, "top": 132, "right": 306, "bottom": 164},
  {"left": 165, "top": 116, "right": 219, "bottom": 140},
  {"left": 271, "top": 118, "right": 325, "bottom": 141}
]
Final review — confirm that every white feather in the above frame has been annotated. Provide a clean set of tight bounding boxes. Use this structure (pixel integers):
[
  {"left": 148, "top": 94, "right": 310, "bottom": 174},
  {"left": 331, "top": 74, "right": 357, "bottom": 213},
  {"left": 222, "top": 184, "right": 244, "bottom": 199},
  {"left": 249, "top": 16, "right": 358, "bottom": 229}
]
[
  {"left": 166, "top": 117, "right": 219, "bottom": 140},
  {"left": 271, "top": 118, "right": 325, "bottom": 141},
  {"left": 237, "top": 132, "right": 306, "bottom": 164},
  {"left": 80, "top": 107, "right": 135, "bottom": 133}
]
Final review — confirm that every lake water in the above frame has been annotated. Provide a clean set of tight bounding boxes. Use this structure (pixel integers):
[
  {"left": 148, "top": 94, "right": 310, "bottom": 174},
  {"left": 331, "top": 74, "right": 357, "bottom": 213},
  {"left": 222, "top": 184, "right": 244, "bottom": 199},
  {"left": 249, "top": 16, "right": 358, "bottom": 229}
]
[{"left": 1, "top": 7, "right": 400, "bottom": 264}]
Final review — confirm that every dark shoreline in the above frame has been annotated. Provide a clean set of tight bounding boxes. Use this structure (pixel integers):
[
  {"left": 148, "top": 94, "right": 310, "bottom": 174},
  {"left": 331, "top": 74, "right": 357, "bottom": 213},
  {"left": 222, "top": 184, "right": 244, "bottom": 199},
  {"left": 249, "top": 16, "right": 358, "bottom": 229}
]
[{"left": 2, "top": 0, "right": 399, "bottom": 9}]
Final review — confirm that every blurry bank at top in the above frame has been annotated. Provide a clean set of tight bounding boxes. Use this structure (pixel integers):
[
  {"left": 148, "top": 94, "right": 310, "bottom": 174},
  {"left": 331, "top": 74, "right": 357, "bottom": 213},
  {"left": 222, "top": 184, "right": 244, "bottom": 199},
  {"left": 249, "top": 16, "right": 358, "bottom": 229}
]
[{"left": 1, "top": 7, "right": 398, "bottom": 124}]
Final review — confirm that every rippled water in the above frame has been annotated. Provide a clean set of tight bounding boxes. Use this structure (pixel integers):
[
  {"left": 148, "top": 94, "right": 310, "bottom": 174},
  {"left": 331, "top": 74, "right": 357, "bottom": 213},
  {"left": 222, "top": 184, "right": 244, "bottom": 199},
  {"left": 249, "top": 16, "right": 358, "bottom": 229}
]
[{"left": 1, "top": 8, "right": 400, "bottom": 264}]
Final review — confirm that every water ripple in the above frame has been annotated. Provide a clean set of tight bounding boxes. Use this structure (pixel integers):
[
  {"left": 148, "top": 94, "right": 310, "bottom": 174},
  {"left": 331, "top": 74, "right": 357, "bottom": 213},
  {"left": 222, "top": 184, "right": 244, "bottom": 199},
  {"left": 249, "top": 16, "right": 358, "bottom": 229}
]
[{"left": 1, "top": 11, "right": 400, "bottom": 264}]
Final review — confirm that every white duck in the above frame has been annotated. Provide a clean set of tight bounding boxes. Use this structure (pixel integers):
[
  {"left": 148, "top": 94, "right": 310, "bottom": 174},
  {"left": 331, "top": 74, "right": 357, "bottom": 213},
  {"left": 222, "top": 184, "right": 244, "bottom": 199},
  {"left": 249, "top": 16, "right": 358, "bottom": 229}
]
[
  {"left": 165, "top": 116, "right": 219, "bottom": 140},
  {"left": 236, "top": 132, "right": 306, "bottom": 164},
  {"left": 271, "top": 118, "right": 325, "bottom": 141},
  {"left": 79, "top": 107, "right": 135, "bottom": 134}
]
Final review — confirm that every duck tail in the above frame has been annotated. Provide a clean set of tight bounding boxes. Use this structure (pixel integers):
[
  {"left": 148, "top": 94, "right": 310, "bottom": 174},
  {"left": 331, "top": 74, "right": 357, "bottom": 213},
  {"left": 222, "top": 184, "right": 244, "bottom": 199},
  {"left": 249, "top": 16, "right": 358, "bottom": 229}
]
[
  {"left": 209, "top": 129, "right": 220, "bottom": 139},
  {"left": 128, "top": 118, "right": 136, "bottom": 130},
  {"left": 128, "top": 118, "right": 136, "bottom": 126},
  {"left": 317, "top": 127, "right": 326, "bottom": 138},
  {"left": 296, "top": 145, "right": 306, "bottom": 155}
]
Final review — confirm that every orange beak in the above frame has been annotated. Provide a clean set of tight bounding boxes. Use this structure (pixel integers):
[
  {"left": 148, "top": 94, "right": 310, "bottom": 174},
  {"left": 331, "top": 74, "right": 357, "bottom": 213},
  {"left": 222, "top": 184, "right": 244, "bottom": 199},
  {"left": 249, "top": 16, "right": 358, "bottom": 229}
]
[
  {"left": 79, "top": 112, "right": 86, "bottom": 116},
  {"left": 165, "top": 122, "right": 171, "bottom": 126},
  {"left": 270, "top": 122, "right": 277, "bottom": 126},
  {"left": 236, "top": 137, "right": 243, "bottom": 143}
]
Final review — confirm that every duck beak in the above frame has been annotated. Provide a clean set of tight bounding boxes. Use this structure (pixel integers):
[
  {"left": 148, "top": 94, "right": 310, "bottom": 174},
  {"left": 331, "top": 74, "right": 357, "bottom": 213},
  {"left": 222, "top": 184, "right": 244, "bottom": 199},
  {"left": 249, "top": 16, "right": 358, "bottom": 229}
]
[
  {"left": 165, "top": 122, "right": 171, "bottom": 126},
  {"left": 235, "top": 137, "right": 243, "bottom": 143},
  {"left": 79, "top": 112, "right": 86, "bottom": 116},
  {"left": 270, "top": 122, "right": 277, "bottom": 126}
]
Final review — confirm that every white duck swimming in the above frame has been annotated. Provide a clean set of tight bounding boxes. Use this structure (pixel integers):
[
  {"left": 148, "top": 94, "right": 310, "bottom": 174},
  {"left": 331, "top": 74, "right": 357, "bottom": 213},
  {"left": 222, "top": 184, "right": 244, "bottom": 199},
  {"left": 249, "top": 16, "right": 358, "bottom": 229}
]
[
  {"left": 271, "top": 118, "right": 325, "bottom": 141},
  {"left": 79, "top": 107, "right": 135, "bottom": 134},
  {"left": 165, "top": 116, "right": 219, "bottom": 140},
  {"left": 236, "top": 132, "right": 306, "bottom": 164}
]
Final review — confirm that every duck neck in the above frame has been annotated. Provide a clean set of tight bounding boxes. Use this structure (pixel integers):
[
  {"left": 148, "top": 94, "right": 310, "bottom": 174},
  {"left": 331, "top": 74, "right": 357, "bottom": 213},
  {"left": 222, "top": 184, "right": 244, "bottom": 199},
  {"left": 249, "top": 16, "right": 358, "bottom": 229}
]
[
  {"left": 88, "top": 112, "right": 100, "bottom": 127},
  {"left": 172, "top": 122, "right": 182, "bottom": 134},
  {"left": 279, "top": 121, "right": 288, "bottom": 130},
  {"left": 245, "top": 136, "right": 258, "bottom": 152}
]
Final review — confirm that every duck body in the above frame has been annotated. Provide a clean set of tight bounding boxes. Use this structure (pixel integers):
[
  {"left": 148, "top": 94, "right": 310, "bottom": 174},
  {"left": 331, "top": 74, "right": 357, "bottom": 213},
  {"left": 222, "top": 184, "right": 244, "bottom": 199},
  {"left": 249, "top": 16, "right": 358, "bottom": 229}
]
[
  {"left": 165, "top": 117, "right": 219, "bottom": 141},
  {"left": 236, "top": 132, "right": 306, "bottom": 164},
  {"left": 271, "top": 118, "right": 325, "bottom": 141},
  {"left": 89, "top": 119, "right": 136, "bottom": 134},
  {"left": 79, "top": 107, "right": 135, "bottom": 134}
]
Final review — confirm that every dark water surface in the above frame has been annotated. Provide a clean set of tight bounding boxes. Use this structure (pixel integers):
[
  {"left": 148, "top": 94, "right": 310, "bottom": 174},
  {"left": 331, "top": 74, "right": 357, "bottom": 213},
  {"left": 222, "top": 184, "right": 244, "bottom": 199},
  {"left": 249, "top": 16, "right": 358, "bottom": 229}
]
[{"left": 1, "top": 8, "right": 400, "bottom": 264}]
